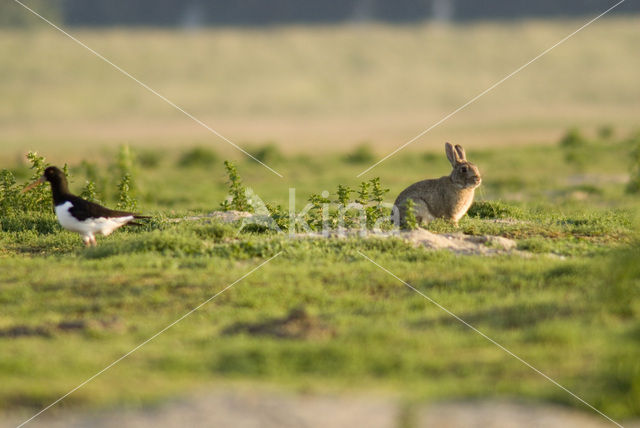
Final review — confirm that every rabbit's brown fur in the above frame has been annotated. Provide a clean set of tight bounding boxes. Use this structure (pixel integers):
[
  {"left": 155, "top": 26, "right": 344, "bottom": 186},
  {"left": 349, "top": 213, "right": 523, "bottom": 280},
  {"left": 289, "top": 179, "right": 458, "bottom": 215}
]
[{"left": 394, "top": 143, "right": 481, "bottom": 227}]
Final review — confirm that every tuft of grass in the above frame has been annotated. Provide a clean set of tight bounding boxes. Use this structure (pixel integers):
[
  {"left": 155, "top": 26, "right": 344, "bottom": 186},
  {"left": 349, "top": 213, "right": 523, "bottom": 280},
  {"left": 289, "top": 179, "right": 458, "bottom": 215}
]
[
  {"left": 80, "top": 180, "right": 101, "bottom": 204},
  {"left": 597, "top": 124, "right": 615, "bottom": 141},
  {"left": 247, "top": 143, "right": 284, "bottom": 164},
  {"left": 137, "top": 149, "right": 164, "bottom": 169},
  {"left": 115, "top": 145, "right": 138, "bottom": 211},
  {"left": 559, "top": 127, "right": 589, "bottom": 168},
  {"left": 220, "top": 161, "right": 251, "bottom": 212},
  {"left": 178, "top": 146, "right": 218, "bottom": 168},
  {"left": 343, "top": 143, "right": 376, "bottom": 164},
  {"left": 0, "top": 152, "right": 52, "bottom": 216},
  {"left": 467, "top": 201, "right": 523, "bottom": 220},
  {"left": 402, "top": 198, "right": 418, "bottom": 230},
  {"left": 116, "top": 173, "right": 136, "bottom": 211}
]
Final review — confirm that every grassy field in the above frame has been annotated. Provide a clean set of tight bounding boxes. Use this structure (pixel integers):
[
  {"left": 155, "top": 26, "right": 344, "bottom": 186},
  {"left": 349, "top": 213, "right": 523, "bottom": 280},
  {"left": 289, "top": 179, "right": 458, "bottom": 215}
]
[
  {"left": 1, "top": 131, "right": 640, "bottom": 422},
  {"left": 1, "top": 15, "right": 640, "bottom": 426}
]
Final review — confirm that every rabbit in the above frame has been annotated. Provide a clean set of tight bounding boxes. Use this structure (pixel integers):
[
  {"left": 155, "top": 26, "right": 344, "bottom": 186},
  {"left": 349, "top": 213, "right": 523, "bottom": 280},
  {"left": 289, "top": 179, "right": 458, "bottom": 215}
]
[{"left": 394, "top": 142, "right": 481, "bottom": 228}]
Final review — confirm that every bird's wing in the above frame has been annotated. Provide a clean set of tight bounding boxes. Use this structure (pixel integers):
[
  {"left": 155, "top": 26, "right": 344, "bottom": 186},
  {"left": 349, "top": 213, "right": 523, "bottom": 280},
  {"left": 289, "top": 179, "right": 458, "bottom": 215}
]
[{"left": 67, "top": 195, "right": 140, "bottom": 221}]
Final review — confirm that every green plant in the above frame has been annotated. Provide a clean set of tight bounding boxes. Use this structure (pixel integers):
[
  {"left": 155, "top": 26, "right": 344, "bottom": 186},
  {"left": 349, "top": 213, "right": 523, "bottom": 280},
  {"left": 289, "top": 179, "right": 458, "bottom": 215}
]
[
  {"left": 81, "top": 160, "right": 106, "bottom": 198},
  {"left": 248, "top": 143, "right": 283, "bottom": 163},
  {"left": 356, "top": 181, "right": 370, "bottom": 205},
  {"left": 0, "top": 153, "right": 58, "bottom": 215},
  {"left": 343, "top": 143, "right": 376, "bottom": 164},
  {"left": 116, "top": 173, "right": 136, "bottom": 211},
  {"left": 80, "top": 180, "right": 101, "bottom": 204},
  {"left": 559, "top": 128, "right": 589, "bottom": 167},
  {"left": 423, "top": 152, "right": 439, "bottom": 162},
  {"left": 178, "top": 146, "right": 218, "bottom": 168},
  {"left": 402, "top": 198, "right": 418, "bottom": 230},
  {"left": 22, "top": 152, "right": 51, "bottom": 212},
  {"left": 220, "top": 161, "right": 251, "bottom": 212},
  {"left": 335, "top": 184, "right": 351, "bottom": 206},
  {"left": 115, "top": 145, "right": 138, "bottom": 211},
  {"left": 367, "top": 177, "right": 390, "bottom": 228},
  {"left": 467, "top": 201, "right": 523, "bottom": 219},
  {"left": 137, "top": 149, "right": 163, "bottom": 169},
  {"left": 264, "top": 203, "right": 289, "bottom": 232},
  {"left": 0, "top": 169, "right": 20, "bottom": 215},
  {"left": 598, "top": 124, "right": 614, "bottom": 141}
]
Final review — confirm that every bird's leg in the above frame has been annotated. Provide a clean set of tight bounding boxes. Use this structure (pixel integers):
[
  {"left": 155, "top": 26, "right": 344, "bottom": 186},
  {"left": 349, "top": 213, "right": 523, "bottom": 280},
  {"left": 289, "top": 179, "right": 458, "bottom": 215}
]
[
  {"left": 90, "top": 235, "right": 97, "bottom": 247},
  {"left": 82, "top": 235, "right": 92, "bottom": 247}
]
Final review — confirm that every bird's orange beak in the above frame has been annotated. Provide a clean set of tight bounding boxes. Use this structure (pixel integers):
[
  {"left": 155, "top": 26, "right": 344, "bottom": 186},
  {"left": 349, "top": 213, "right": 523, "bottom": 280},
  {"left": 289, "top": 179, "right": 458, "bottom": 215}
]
[{"left": 22, "top": 175, "right": 46, "bottom": 193}]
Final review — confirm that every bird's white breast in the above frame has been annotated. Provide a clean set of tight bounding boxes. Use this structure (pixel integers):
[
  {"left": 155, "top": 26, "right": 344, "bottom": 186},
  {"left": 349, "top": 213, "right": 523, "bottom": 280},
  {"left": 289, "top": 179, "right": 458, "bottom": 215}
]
[{"left": 55, "top": 201, "right": 133, "bottom": 236}]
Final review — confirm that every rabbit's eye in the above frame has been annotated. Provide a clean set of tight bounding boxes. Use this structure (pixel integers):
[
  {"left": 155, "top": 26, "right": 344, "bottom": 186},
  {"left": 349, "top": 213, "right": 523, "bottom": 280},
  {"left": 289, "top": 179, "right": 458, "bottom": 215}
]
[{"left": 461, "top": 166, "right": 468, "bottom": 173}]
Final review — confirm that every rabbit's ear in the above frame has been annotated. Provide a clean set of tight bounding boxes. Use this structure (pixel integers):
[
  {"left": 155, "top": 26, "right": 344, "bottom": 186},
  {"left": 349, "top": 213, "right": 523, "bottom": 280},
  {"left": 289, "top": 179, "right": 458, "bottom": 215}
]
[
  {"left": 445, "top": 142, "right": 460, "bottom": 166},
  {"left": 454, "top": 145, "right": 467, "bottom": 161}
]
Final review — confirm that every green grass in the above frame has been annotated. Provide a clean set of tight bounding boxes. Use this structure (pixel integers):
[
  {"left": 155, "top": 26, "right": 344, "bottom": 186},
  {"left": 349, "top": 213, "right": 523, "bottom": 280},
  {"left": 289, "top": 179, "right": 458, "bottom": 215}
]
[{"left": 1, "top": 136, "right": 640, "bottom": 420}]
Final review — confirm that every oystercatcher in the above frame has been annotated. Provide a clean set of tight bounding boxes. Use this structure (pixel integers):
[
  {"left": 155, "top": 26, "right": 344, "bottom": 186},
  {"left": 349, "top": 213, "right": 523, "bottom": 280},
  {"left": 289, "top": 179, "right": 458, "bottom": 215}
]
[{"left": 23, "top": 166, "right": 148, "bottom": 247}]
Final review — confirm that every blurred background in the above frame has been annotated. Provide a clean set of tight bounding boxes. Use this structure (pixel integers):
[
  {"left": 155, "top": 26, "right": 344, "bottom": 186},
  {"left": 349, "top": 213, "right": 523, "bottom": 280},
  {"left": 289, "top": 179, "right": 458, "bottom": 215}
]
[{"left": 1, "top": 0, "right": 639, "bottom": 164}]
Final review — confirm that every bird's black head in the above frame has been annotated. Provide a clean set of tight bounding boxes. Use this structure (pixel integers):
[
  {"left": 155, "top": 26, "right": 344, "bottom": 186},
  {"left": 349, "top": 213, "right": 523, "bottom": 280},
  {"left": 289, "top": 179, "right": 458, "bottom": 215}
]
[
  {"left": 22, "top": 165, "right": 70, "bottom": 198},
  {"left": 43, "top": 166, "right": 66, "bottom": 185},
  {"left": 43, "top": 166, "right": 71, "bottom": 199}
]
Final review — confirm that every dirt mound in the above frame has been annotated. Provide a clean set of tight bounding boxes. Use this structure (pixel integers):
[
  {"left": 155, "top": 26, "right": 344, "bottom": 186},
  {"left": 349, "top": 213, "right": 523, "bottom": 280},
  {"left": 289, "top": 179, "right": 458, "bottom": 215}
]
[
  {"left": 4, "top": 395, "right": 635, "bottom": 428},
  {"left": 222, "top": 308, "right": 334, "bottom": 340},
  {"left": 404, "top": 229, "right": 518, "bottom": 255},
  {"left": 170, "top": 213, "right": 521, "bottom": 256},
  {"left": 417, "top": 401, "right": 623, "bottom": 428},
  {"left": 0, "top": 318, "right": 124, "bottom": 338},
  {"left": 169, "top": 210, "right": 252, "bottom": 223}
]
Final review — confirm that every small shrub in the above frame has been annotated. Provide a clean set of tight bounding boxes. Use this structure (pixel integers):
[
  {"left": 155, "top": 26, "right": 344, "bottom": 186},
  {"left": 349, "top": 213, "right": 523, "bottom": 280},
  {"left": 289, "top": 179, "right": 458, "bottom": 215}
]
[
  {"left": 178, "top": 146, "right": 218, "bottom": 168},
  {"left": 218, "top": 173, "right": 393, "bottom": 233},
  {"left": 356, "top": 181, "right": 370, "bottom": 205},
  {"left": 0, "top": 169, "right": 21, "bottom": 215},
  {"left": 116, "top": 173, "right": 136, "bottom": 211},
  {"left": 335, "top": 185, "right": 352, "bottom": 206},
  {"left": 559, "top": 128, "right": 587, "bottom": 149},
  {"left": 559, "top": 128, "right": 589, "bottom": 167},
  {"left": 344, "top": 143, "right": 376, "bottom": 164},
  {"left": 137, "top": 149, "right": 163, "bottom": 169},
  {"left": 402, "top": 198, "right": 418, "bottom": 230},
  {"left": 80, "top": 180, "right": 101, "bottom": 204},
  {"left": 81, "top": 160, "right": 107, "bottom": 199},
  {"left": 265, "top": 203, "right": 289, "bottom": 232},
  {"left": 220, "top": 161, "right": 251, "bottom": 212},
  {"left": 22, "top": 152, "right": 51, "bottom": 212},
  {"left": 597, "top": 124, "right": 614, "bottom": 141},
  {"left": 114, "top": 145, "right": 138, "bottom": 211},
  {"left": 367, "top": 177, "right": 389, "bottom": 228},
  {"left": 422, "top": 152, "right": 439, "bottom": 162},
  {"left": 248, "top": 143, "right": 283, "bottom": 163}
]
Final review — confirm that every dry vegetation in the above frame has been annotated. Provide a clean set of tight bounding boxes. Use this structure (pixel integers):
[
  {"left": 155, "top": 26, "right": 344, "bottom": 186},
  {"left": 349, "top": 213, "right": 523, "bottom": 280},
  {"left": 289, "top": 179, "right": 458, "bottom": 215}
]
[{"left": 1, "top": 16, "right": 639, "bottom": 163}]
